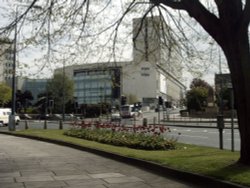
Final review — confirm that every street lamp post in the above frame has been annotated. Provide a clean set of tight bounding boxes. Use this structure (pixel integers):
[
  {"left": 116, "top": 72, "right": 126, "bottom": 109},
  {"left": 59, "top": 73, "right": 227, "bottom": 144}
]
[
  {"left": 62, "top": 58, "right": 65, "bottom": 121},
  {"left": 8, "top": 6, "right": 18, "bottom": 131},
  {"left": 61, "top": 53, "right": 76, "bottom": 121},
  {"left": 227, "top": 83, "right": 235, "bottom": 152},
  {"left": 9, "top": 4, "right": 42, "bottom": 131}
]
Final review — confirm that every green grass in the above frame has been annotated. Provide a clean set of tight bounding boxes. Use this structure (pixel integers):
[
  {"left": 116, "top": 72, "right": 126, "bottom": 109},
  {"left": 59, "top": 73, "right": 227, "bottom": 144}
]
[{"left": 12, "top": 129, "right": 250, "bottom": 186}]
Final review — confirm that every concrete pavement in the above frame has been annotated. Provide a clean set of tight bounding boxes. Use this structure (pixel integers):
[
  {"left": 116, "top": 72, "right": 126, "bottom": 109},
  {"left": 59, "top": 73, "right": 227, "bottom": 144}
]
[{"left": 0, "top": 134, "right": 200, "bottom": 188}]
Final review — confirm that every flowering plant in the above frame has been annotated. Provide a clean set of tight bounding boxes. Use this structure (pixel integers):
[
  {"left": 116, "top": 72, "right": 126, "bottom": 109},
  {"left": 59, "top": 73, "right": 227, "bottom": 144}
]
[{"left": 64, "top": 120, "right": 177, "bottom": 150}]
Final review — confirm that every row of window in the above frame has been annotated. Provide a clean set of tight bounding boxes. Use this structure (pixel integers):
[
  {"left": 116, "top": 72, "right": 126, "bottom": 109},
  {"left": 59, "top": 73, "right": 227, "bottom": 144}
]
[
  {"left": 3, "top": 69, "right": 13, "bottom": 74},
  {"left": 77, "top": 96, "right": 112, "bottom": 104},
  {"left": 75, "top": 89, "right": 112, "bottom": 97},
  {"left": 75, "top": 84, "right": 112, "bottom": 90},
  {"left": 4, "top": 62, "right": 13, "bottom": 67},
  {"left": 4, "top": 76, "right": 12, "bottom": 80},
  {"left": 74, "top": 75, "right": 112, "bottom": 80}
]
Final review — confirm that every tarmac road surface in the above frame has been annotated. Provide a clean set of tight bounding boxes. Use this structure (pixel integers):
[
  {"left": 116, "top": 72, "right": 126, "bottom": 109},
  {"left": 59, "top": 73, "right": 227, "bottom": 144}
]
[{"left": 0, "top": 134, "right": 201, "bottom": 188}]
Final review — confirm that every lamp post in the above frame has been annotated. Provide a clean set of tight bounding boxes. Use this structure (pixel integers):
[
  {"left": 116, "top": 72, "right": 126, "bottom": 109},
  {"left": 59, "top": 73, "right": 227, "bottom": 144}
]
[
  {"left": 9, "top": 4, "right": 42, "bottom": 131},
  {"left": 62, "top": 58, "right": 65, "bottom": 121},
  {"left": 227, "top": 83, "right": 235, "bottom": 152},
  {"left": 9, "top": 7, "right": 18, "bottom": 131},
  {"left": 61, "top": 52, "right": 76, "bottom": 121}
]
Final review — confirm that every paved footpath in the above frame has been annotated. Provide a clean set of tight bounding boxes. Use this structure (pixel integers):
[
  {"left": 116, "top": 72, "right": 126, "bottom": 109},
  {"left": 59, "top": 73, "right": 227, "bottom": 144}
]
[{"left": 0, "top": 134, "right": 201, "bottom": 188}]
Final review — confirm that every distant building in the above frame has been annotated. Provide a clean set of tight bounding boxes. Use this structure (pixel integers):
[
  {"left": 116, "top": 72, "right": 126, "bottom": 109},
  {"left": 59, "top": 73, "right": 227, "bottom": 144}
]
[
  {"left": 215, "top": 73, "right": 232, "bottom": 92},
  {"left": 55, "top": 16, "right": 186, "bottom": 109},
  {"left": 19, "top": 78, "right": 48, "bottom": 104},
  {"left": 0, "top": 38, "right": 14, "bottom": 86}
]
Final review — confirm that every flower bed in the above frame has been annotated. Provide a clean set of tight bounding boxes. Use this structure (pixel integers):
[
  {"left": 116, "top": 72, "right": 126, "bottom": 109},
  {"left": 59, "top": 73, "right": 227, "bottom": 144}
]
[{"left": 64, "top": 121, "right": 177, "bottom": 150}]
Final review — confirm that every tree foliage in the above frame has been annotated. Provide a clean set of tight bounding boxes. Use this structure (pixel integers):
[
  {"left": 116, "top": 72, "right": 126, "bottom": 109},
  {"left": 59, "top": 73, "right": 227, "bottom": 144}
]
[
  {"left": 16, "top": 90, "right": 34, "bottom": 112},
  {"left": 0, "top": 83, "right": 11, "bottom": 107},
  {"left": 190, "top": 78, "right": 214, "bottom": 96},
  {"left": 46, "top": 73, "right": 74, "bottom": 113},
  {"left": 186, "top": 79, "right": 212, "bottom": 111},
  {"left": 187, "top": 87, "right": 208, "bottom": 111}
]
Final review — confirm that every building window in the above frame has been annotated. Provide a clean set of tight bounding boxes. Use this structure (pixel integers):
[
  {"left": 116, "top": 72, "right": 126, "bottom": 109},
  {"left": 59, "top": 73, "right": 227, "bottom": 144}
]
[{"left": 141, "top": 67, "right": 150, "bottom": 76}]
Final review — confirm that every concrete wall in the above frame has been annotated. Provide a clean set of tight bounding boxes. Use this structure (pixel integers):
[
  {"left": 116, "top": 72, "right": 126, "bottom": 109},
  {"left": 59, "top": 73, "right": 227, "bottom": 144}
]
[{"left": 121, "top": 61, "right": 157, "bottom": 101}]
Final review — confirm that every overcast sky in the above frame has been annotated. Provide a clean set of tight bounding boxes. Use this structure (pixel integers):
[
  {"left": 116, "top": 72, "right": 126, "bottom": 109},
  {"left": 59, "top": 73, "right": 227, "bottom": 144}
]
[{"left": 0, "top": 0, "right": 230, "bottom": 88}]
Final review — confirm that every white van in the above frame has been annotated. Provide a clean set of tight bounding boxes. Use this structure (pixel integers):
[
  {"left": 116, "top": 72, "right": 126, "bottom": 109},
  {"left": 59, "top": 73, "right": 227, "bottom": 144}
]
[
  {"left": 0, "top": 108, "right": 10, "bottom": 126},
  {"left": 0, "top": 108, "right": 20, "bottom": 126},
  {"left": 120, "top": 105, "right": 142, "bottom": 118}
]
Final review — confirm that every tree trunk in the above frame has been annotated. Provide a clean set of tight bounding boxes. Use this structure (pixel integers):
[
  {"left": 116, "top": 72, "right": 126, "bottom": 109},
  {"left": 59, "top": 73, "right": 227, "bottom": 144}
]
[{"left": 221, "top": 29, "right": 250, "bottom": 165}]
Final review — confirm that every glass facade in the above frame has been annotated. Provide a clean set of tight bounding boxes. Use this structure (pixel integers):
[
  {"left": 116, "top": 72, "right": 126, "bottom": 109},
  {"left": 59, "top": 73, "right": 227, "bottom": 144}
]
[
  {"left": 74, "top": 67, "right": 121, "bottom": 105},
  {"left": 22, "top": 79, "right": 48, "bottom": 104}
]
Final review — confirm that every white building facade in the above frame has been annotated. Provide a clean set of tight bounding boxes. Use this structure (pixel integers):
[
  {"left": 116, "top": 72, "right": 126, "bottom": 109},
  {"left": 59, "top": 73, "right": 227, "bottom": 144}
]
[
  {"left": 0, "top": 38, "right": 13, "bottom": 86},
  {"left": 54, "top": 16, "right": 186, "bottom": 109}
]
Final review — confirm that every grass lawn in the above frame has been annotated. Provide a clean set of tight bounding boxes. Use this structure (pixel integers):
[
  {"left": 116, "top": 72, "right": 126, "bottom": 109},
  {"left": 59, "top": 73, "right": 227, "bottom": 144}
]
[{"left": 12, "top": 129, "right": 250, "bottom": 187}]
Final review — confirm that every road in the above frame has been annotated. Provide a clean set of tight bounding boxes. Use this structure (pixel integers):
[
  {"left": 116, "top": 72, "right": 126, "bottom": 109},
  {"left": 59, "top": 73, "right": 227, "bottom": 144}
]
[
  {"left": 164, "top": 126, "right": 240, "bottom": 151},
  {"left": 1, "top": 108, "right": 240, "bottom": 152},
  {"left": 142, "top": 110, "right": 240, "bottom": 151},
  {"left": 8, "top": 117, "right": 240, "bottom": 152}
]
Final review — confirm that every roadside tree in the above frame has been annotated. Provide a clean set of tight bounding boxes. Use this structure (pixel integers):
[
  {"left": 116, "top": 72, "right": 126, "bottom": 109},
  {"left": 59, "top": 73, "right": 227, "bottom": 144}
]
[
  {"left": 186, "top": 87, "right": 208, "bottom": 112},
  {"left": 46, "top": 73, "right": 74, "bottom": 113},
  {"left": 0, "top": 83, "right": 11, "bottom": 107},
  {"left": 147, "top": 0, "right": 250, "bottom": 164},
  {"left": 16, "top": 90, "right": 34, "bottom": 113}
]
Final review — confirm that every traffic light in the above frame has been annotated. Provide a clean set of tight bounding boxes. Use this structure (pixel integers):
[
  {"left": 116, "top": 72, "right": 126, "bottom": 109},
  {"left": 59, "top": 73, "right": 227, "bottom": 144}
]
[
  {"left": 165, "top": 101, "right": 172, "bottom": 108},
  {"left": 74, "top": 102, "right": 79, "bottom": 109},
  {"left": 158, "top": 96, "right": 163, "bottom": 105},
  {"left": 121, "top": 96, "right": 127, "bottom": 105},
  {"left": 49, "top": 100, "right": 54, "bottom": 108}
]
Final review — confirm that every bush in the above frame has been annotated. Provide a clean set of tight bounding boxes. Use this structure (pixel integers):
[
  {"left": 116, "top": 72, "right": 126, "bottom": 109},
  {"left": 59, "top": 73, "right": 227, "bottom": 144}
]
[{"left": 64, "top": 126, "right": 176, "bottom": 150}]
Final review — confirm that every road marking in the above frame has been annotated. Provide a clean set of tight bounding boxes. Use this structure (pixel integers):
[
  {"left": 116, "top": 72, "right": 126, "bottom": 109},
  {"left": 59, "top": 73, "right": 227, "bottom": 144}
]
[
  {"left": 226, "top": 138, "right": 241, "bottom": 142},
  {"left": 180, "top": 134, "right": 208, "bottom": 139}
]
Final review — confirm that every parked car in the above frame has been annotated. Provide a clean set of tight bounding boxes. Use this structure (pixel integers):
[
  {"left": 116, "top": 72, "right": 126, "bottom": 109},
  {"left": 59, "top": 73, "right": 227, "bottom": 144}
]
[
  {"left": 19, "top": 114, "right": 32, "bottom": 120},
  {"left": 111, "top": 111, "right": 121, "bottom": 122},
  {"left": 52, "top": 114, "right": 63, "bottom": 120},
  {"left": 36, "top": 114, "right": 50, "bottom": 120},
  {"left": 15, "top": 114, "right": 20, "bottom": 125},
  {"left": 64, "top": 114, "right": 81, "bottom": 121}
]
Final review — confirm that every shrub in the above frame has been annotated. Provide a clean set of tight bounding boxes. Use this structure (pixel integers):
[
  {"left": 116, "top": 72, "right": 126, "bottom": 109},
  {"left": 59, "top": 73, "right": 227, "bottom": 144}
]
[{"left": 64, "top": 123, "right": 176, "bottom": 150}]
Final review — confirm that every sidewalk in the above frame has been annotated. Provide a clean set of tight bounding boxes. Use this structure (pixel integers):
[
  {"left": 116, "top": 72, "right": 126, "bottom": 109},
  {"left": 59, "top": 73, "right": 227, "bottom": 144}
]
[
  {"left": 0, "top": 133, "right": 200, "bottom": 188},
  {"left": 0, "top": 130, "right": 247, "bottom": 188}
]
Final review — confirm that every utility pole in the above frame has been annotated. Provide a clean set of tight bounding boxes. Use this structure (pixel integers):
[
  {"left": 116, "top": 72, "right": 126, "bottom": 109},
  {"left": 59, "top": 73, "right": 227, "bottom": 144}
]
[
  {"left": 9, "top": 4, "right": 42, "bottom": 131},
  {"left": 9, "top": 6, "right": 18, "bottom": 131},
  {"left": 217, "top": 48, "right": 224, "bottom": 150},
  {"left": 62, "top": 58, "right": 65, "bottom": 121}
]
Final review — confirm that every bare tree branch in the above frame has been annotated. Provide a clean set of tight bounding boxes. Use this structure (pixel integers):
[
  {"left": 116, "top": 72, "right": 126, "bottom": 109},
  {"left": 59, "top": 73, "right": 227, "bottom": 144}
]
[
  {"left": 150, "top": 0, "right": 185, "bottom": 10},
  {"left": 0, "top": 0, "right": 40, "bottom": 35},
  {"left": 151, "top": 0, "right": 222, "bottom": 46},
  {"left": 242, "top": 0, "right": 250, "bottom": 27}
]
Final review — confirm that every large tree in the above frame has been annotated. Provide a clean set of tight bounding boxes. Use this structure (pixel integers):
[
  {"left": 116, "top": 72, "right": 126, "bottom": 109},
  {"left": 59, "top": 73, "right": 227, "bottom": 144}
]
[
  {"left": 46, "top": 73, "right": 74, "bottom": 113},
  {"left": 187, "top": 78, "right": 213, "bottom": 111},
  {"left": 16, "top": 90, "right": 34, "bottom": 113},
  {"left": 148, "top": 0, "right": 250, "bottom": 165},
  {"left": 0, "top": 0, "right": 250, "bottom": 164}
]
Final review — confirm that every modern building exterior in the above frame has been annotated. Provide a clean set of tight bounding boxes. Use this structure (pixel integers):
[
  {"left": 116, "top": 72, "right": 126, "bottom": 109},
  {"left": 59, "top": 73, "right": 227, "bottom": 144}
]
[
  {"left": 74, "top": 64, "right": 121, "bottom": 105},
  {"left": 215, "top": 73, "right": 232, "bottom": 92},
  {"left": 0, "top": 38, "right": 13, "bottom": 86},
  {"left": 54, "top": 16, "right": 186, "bottom": 109},
  {"left": 19, "top": 78, "right": 48, "bottom": 104}
]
